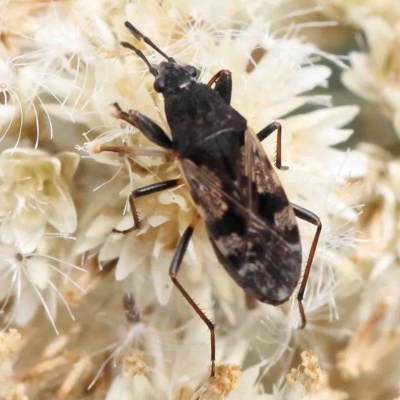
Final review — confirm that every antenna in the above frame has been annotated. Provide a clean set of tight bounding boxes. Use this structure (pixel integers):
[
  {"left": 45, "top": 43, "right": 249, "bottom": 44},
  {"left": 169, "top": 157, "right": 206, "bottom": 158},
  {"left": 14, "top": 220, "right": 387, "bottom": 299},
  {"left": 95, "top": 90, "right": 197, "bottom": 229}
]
[
  {"left": 124, "top": 21, "right": 176, "bottom": 63},
  {"left": 120, "top": 41, "right": 158, "bottom": 77}
]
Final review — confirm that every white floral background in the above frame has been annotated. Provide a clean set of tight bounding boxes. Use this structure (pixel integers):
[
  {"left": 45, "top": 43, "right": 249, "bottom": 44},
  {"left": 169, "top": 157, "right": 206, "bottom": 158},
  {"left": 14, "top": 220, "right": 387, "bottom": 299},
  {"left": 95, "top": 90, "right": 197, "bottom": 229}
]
[{"left": 0, "top": 0, "right": 399, "bottom": 399}]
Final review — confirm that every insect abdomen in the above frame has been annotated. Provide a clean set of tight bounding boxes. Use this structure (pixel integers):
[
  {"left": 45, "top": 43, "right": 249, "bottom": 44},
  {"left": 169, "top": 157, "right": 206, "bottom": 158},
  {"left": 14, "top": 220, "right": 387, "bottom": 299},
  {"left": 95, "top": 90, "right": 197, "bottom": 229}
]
[{"left": 180, "top": 127, "right": 302, "bottom": 305}]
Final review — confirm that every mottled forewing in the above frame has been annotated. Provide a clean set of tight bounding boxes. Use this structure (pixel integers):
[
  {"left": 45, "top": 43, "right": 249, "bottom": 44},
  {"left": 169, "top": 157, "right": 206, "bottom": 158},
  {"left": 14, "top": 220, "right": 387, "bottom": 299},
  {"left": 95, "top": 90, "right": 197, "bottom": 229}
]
[
  {"left": 181, "top": 127, "right": 302, "bottom": 304},
  {"left": 241, "top": 127, "right": 299, "bottom": 242}
]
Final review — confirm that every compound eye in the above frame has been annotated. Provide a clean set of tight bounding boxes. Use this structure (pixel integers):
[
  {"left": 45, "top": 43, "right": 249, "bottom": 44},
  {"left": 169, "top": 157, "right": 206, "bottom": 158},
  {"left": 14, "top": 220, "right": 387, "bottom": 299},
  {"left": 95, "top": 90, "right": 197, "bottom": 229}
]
[
  {"left": 154, "top": 78, "right": 165, "bottom": 93},
  {"left": 185, "top": 65, "right": 197, "bottom": 77}
]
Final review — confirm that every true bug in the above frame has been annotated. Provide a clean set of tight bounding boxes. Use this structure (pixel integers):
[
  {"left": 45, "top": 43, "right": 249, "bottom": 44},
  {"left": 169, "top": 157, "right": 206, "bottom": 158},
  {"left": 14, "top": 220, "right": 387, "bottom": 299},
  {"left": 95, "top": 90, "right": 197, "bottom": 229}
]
[{"left": 100, "top": 21, "right": 322, "bottom": 377}]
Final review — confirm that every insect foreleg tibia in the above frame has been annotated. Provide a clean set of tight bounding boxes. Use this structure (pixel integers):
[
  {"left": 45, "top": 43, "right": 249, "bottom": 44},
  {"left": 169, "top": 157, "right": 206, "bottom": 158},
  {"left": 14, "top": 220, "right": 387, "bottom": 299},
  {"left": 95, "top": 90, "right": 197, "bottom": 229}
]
[
  {"left": 93, "top": 144, "right": 173, "bottom": 159},
  {"left": 291, "top": 203, "right": 322, "bottom": 329},
  {"left": 207, "top": 70, "right": 232, "bottom": 104},
  {"left": 168, "top": 214, "right": 216, "bottom": 378},
  {"left": 110, "top": 103, "right": 174, "bottom": 150},
  {"left": 113, "top": 179, "right": 184, "bottom": 234},
  {"left": 257, "top": 122, "right": 286, "bottom": 170}
]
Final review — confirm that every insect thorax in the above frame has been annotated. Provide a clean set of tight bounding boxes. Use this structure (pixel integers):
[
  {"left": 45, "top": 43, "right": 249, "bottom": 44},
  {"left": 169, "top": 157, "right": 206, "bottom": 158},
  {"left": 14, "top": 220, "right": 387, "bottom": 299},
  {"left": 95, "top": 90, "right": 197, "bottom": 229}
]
[{"left": 164, "top": 83, "right": 247, "bottom": 156}]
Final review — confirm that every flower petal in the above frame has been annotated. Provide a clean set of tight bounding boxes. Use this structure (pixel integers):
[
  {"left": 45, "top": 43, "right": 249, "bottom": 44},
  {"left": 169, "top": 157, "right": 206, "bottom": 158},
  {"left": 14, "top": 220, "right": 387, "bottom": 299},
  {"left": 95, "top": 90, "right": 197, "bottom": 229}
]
[
  {"left": 57, "top": 152, "right": 80, "bottom": 181},
  {"left": 116, "top": 234, "right": 150, "bottom": 281},
  {"left": 151, "top": 250, "right": 174, "bottom": 306},
  {"left": 45, "top": 182, "right": 77, "bottom": 233},
  {"left": 26, "top": 258, "right": 51, "bottom": 291},
  {"left": 362, "top": 17, "right": 395, "bottom": 72}
]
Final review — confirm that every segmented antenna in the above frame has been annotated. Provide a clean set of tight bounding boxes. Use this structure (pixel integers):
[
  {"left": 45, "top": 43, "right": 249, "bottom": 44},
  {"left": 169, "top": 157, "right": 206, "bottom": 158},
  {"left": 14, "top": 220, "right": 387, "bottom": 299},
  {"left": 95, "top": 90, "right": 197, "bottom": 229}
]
[
  {"left": 124, "top": 21, "right": 176, "bottom": 63},
  {"left": 120, "top": 41, "right": 158, "bottom": 77}
]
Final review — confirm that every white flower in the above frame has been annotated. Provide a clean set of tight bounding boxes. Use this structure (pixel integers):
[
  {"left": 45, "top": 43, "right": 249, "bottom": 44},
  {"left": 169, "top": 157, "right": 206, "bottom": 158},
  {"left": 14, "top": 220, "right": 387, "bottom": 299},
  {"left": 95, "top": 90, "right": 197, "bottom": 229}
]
[
  {"left": 317, "top": 0, "right": 400, "bottom": 27},
  {"left": 104, "top": 306, "right": 252, "bottom": 400},
  {"left": 105, "top": 347, "right": 156, "bottom": 400},
  {"left": 333, "top": 144, "right": 400, "bottom": 389},
  {"left": 106, "top": 372, "right": 156, "bottom": 400},
  {"left": 268, "top": 351, "right": 347, "bottom": 400},
  {"left": 0, "top": 234, "right": 85, "bottom": 333},
  {"left": 342, "top": 18, "right": 400, "bottom": 136},
  {"left": 0, "top": 148, "right": 79, "bottom": 247},
  {"left": 0, "top": 54, "right": 54, "bottom": 149},
  {"left": 89, "top": 294, "right": 149, "bottom": 391},
  {"left": 353, "top": 144, "right": 398, "bottom": 259},
  {"left": 17, "top": 6, "right": 119, "bottom": 127},
  {"left": 30, "top": 17, "right": 96, "bottom": 120}
]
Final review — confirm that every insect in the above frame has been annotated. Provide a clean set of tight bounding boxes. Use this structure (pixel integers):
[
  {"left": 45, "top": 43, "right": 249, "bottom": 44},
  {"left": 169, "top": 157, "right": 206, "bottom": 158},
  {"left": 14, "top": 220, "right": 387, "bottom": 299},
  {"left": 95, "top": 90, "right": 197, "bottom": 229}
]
[{"left": 99, "top": 21, "right": 322, "bottom": 377}]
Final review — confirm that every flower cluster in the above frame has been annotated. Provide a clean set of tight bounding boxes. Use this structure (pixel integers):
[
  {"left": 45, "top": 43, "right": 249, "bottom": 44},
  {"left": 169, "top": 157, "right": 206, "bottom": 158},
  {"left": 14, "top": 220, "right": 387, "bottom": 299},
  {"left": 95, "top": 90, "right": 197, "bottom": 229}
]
[
  {"left": 342, "top": 18, "right": 400, "bottom": 137},
  {"left": 318, "top": 0, "right": 400, "bottom": 27},
  {"left": 0, "top": 147, "right": 82, "bottom": 333},
  {"left": 315, "top": 2, "right": 400, "bottom": 396},
  {"left": 330, "top": 144, "right": 400, "bottom": 397},
  {"left": 0, "top": 0, "right": 388, "bottom": 399},
  {"left": 0, "top": 329, "right": 27, "bottom": 400}
]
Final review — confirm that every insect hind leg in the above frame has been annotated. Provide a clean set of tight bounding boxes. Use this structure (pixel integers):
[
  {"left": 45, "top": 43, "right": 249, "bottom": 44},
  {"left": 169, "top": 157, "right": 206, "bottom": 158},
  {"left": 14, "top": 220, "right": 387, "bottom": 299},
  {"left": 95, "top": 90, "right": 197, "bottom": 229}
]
[
  {"left": 169, "top": 214, "right": 216, "bottom": 377},
  {"left": 257, "top": 122, "right": 288, "bottom": 170},
  {"left": 113, "top": 179, "right": 184, "bottom": 234},
  {"left": 291, "top": 203, "right": 322, "bottom": 329}
]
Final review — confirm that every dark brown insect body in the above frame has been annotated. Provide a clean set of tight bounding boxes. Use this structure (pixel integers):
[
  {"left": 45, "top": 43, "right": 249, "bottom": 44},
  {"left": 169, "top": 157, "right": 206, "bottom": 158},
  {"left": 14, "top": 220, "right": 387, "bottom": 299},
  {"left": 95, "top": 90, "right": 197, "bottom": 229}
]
[
  {"left": 166, "top": 80, "right": 302, "bottom": 305},
  {"left": 102, "top": 22, "right": 322, "bottom": 377}
]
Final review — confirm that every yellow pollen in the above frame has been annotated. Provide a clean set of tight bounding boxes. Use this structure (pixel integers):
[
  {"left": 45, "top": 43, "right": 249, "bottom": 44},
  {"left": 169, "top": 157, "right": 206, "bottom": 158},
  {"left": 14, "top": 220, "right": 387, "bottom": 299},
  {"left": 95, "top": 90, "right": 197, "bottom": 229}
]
[
  {"left": 286, "top": 350, "right": 321, "bottom": 391},
  {"left": 120, "top": 349, "right": 149, "bottom": 378},
  {"left": 205, "top": 364, "right": 241, "bottom": 396}
]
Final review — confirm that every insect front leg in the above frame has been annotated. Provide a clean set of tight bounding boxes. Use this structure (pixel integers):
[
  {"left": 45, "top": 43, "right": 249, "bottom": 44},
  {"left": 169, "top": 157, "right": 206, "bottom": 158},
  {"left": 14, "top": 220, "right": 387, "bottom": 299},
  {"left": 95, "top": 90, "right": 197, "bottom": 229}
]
[
  {"left": 111, "top": 102, "right": 174, "bottom": 149},
  {"left": 94, "top": 144, "right": 173, "bottom": 159},
  {"left": 207, "top": 70, "right": 232, "bottom": 104},
  {"left": 256, "top": 122, "right": 287, "bottom": 170},
  {"left": 113, "top": 179, "right": 184, "bottom": 234},
  {"left": 168, "top": 214, "right": 216, "bottom": 378},
  {"left": 291, "top": 203, "right": 322, "bottom": 329}
]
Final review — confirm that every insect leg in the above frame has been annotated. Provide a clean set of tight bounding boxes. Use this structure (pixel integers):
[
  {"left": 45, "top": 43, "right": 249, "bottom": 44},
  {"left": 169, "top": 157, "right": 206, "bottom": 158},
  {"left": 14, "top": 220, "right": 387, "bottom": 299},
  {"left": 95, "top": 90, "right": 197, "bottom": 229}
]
[
  {"left": 169, "top": 214, "right": 216, "bottom": 378},
  {"left": 111, "top": 103, "right": 174, "bottom": 150},
  {"left": 113, "top": 179, "right": 184, "bottom": 234},
  {"left": 256, "top": 122, "right": 286, "bottom": 170},
  {"left": 207, "top": 70, "right": 232, "bottom": 104},
  {"left": 291, "top": 203, "right": 322, "bottom": 329},
  {"left": 94, "top": 144, "right": 173, "bottom": 159}
]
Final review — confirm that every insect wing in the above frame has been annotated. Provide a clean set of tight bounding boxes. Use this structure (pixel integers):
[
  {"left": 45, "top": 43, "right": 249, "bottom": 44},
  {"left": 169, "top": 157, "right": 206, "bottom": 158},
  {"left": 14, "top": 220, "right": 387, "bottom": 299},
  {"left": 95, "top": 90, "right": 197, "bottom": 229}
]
[{"left": 182, "top": 127, "right": 302, "bottom": 304}]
